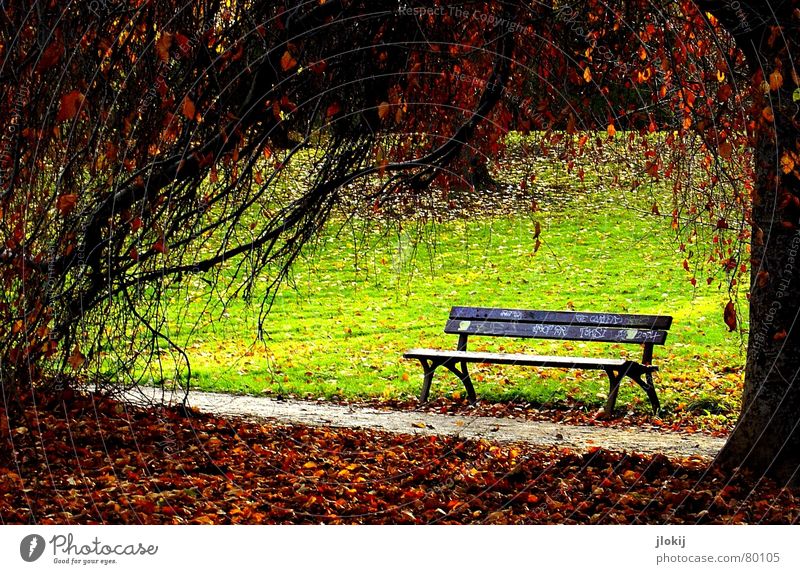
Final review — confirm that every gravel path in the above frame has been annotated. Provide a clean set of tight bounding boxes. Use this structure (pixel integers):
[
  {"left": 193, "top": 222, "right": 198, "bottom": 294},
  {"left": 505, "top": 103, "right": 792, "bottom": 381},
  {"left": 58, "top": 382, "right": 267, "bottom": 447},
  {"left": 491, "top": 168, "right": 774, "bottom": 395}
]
[{"left": 146, "top": 390, "right": 726, "bottom": 459}]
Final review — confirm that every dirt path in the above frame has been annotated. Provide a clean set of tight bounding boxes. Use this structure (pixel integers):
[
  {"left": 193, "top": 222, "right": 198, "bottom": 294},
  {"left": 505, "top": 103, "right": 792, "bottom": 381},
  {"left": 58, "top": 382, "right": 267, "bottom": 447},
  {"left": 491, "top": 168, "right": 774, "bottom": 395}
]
[{"left": 142, "top": 390, "right": 726, "bottom": 459}]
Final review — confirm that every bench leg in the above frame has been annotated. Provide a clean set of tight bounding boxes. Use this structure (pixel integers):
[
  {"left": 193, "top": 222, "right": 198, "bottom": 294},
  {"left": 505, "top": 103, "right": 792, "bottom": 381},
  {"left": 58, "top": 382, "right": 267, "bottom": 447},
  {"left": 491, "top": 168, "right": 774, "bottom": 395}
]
[
  {"left": 604, "top": 368, "right": 625, "bottom": 415},
  {"left": 630, "top": 370, "right": 660, "bottom": 414},
  {"left": 418, "top": 359, "right": 437, "bottom": 403},
  {"left": 444, "top": 360, "right": 477, "bottom": 404}
]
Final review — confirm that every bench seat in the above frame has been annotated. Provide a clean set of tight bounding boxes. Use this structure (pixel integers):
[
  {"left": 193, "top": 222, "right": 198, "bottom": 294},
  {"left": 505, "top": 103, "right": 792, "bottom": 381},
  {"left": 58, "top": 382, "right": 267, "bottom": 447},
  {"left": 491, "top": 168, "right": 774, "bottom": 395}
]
[{"left": 404, "top": 349, "right": 630, "bottom": 370}]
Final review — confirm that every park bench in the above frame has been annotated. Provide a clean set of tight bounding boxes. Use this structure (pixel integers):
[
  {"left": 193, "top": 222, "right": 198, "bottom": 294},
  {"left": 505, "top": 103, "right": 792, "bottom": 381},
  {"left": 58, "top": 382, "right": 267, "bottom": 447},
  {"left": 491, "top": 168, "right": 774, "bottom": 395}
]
[{"left": 403, "top": 306, "right": 672, "bottom": 414}]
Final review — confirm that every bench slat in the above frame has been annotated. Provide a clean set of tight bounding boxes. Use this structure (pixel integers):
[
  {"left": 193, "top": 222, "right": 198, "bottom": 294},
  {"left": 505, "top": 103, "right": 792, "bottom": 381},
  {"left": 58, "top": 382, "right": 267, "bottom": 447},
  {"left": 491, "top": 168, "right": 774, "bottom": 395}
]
[
  {"left": 450, "top": 306, "right": 672, "bottom": 330},
  {"left": 403, "top": 349, "right": 629, "bottom": 370},
  {"left": 444, "top": 319, "right": 668, "bottom": 344}
]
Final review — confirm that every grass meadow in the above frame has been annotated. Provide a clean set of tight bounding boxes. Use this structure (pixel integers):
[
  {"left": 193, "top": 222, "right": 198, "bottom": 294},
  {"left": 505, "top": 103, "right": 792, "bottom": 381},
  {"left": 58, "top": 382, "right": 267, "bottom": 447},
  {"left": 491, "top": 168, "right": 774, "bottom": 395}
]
[{"left": 154, "top": 136, "right": 747, "bottom": 426}]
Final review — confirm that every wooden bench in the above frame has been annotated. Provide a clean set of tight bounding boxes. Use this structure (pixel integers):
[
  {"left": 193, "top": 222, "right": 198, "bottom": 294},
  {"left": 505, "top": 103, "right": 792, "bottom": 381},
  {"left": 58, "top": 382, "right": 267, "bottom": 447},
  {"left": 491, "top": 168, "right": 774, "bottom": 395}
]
[{"left": 404, "top": 306, "right": 672, "bottom": 414}]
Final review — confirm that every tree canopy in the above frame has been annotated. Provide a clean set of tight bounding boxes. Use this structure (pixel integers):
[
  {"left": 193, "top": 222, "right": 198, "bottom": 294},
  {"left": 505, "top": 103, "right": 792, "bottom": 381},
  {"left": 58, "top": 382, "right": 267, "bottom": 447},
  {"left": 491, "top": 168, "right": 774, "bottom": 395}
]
[{"left": 1, "top": 1, "right": 799, "bottom": 483}]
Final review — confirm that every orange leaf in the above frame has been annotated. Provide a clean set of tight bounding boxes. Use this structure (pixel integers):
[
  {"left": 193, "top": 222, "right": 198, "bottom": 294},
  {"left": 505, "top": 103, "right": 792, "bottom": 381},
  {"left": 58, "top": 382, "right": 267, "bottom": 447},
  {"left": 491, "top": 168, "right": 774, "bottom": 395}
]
[
  {"left": 780, "top": 152, "right": 795, "bottom": 174},
  {"left": 281, "top": 51, "right": 297, "bottom": 71},
  {"left": 68, "top": 346, "right": 86, "bottom": 370},
  {"left": 724, "top": 301, "right": 737, "bottom": 332},
  {"left": 377, "top": 101, "right": 390, "bottom": 120},
  {"left": 566, "top": 115, "right": 577, "bottom": 135},
  {"left": 719, "top": 141, "right": 732, "bottom": 160},
  {"left": 56, "top": 194, "right": 78, "bottom": 215},
  {"left": 583, "top": 67, "right": 592, "bottom": 83},
  {"left": 182, "top": 97, "right": 196, "bottom": 120},
  {"left": 56, "top": 91, "right": 85, "bottom": 123},
  {"left": 762, "top": 106, "right": 775, "bottom": 123},
  {"left": 157, "top": 33, "right": 173, "bottom": 63},
  {"left": 769, "top": 70, "right": 783, "bottom": 91},
  {"left": 607, "top": 123, "right": 616, "bottom": 138}
]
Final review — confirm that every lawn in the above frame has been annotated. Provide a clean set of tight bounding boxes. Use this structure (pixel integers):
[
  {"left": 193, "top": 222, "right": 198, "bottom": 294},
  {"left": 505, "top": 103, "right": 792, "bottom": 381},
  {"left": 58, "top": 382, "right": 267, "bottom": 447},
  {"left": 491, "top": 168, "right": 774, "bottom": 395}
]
[{"left": 158, "top": 139, "right": 747, "bottom": 422}]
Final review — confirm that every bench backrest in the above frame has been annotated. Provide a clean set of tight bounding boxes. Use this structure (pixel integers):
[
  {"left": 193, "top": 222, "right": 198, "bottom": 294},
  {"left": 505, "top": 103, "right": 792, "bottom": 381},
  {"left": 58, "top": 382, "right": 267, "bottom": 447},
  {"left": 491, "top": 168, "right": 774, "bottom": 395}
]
[{"left": 445, "top": 306, "right": 672, "bottom": 345}]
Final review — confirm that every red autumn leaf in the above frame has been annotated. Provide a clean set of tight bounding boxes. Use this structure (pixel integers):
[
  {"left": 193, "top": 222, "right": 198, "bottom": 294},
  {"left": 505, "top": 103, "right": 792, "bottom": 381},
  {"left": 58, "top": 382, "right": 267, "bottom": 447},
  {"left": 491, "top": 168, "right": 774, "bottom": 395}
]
[
  {"left": 226, "top": 44, "right": 244, "bottom": 63},
  {"left": 309, "top": 60, "right": 327, "bottom": 74},
  {"left": 175, "top": 33, "right": 191, "bottom": 55},
  {"left": 130, "top": 247, "right": 139, "bottom": 261},
  {"left": 56, "top": 194, "right": 78, "bottom": 215},
  {"left": 718, "top": 141, "right": 732, "bottom": 160},
  {"left": 37, "top": 32, "right": 64, "bottom": 71},
  {"left": 724, "top": 301, "right": 737, "bottom": 332},
  {"left": 56, "top": 91, "right": 85, "bottom": 123},
  {"left": 152, "top": 237, "right": 168, "bottom": 254},
  {"left": 280, "top": 51, "right": 297, "bottom": 71},
  {"left": 377, "top": 101, "right": 391, "bottom": 121},
  {"left": 326, "top": 102, "right": 341, "bottom": 118}
]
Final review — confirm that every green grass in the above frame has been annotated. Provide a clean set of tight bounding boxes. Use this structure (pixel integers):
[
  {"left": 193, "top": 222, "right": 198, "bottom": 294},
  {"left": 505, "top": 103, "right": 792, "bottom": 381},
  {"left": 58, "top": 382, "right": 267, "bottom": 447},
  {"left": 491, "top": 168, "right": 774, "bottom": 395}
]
[{"left": 159, "top": 181, "right": 746, "bottom": 416}]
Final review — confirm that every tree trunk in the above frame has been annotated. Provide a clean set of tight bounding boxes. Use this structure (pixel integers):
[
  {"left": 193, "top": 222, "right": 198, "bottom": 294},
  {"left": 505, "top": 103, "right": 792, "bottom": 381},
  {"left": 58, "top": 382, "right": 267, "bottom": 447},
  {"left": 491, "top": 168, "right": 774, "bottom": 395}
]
[
  {"left": 699, "top": 0, "right": 800, "bottom": 485},
  {"left": 717, "top": 111, "right": 800, "bottom": 486}
]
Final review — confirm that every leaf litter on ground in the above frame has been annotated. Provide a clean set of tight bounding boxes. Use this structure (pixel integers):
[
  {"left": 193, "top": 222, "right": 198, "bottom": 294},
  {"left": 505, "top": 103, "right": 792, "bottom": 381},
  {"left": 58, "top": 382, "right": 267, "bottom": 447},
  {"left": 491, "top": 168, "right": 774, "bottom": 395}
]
[{"left": 2, "top": 392, "right": 796, "bottom": 525}]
